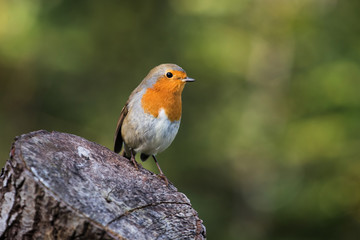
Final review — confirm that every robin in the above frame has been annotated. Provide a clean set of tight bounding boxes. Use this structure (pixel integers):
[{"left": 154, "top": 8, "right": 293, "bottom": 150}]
[{"left": 114, "top": 63, "right": 195, "bottom": 185}]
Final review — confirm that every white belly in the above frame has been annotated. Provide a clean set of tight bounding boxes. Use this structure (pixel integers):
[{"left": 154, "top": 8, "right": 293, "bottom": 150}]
[{"left": 122, "top": 108, "right": 180, "bottom": 155}]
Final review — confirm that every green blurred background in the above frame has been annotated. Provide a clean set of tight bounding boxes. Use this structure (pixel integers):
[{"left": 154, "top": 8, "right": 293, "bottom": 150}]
[{"left": 1, "top": 0, "right": 360, "bottom": 239}]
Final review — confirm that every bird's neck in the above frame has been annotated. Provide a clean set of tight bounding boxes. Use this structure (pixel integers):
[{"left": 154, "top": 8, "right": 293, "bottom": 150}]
[{"left": 141, "top": 77, "right": 185, "bottom": 122}]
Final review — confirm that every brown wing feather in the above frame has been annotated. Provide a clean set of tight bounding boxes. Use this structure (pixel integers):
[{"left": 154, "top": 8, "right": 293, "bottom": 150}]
[
  {"left": 113, "top": 80, "right": 146, "bottom": 153},
  {"left": 114, "top": 102, "right": 129, "bottom": 153}
]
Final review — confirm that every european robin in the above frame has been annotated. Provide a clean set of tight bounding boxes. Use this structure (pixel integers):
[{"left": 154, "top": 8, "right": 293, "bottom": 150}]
[{"left": 114, "top": 63, "right": 195, "bottom": 185}]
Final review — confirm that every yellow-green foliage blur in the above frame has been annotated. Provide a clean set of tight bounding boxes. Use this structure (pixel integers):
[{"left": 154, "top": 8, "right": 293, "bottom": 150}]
[{"left": 1, "top": 0, "right": 360, "bottom": 239}]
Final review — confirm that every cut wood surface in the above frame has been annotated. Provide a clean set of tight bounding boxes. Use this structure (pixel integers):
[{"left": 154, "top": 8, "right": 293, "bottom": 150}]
[{"left": 0, "top": 130, "right": 206, "bottom": 239}]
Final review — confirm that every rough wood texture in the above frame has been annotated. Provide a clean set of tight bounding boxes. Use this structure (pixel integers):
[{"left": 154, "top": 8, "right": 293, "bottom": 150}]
[{"left": 0, "top": 130, "right": 206, "bottom": 240}]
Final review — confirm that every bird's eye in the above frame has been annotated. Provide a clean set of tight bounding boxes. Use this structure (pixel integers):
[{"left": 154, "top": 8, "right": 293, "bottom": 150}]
[{"left": 166, "top": 72, "right": 173, "bottom": 78}]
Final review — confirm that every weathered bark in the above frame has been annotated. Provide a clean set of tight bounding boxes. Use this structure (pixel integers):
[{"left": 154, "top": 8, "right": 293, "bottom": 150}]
[{"left": 0, "top": 130, "right": 206, "bottom": 240}]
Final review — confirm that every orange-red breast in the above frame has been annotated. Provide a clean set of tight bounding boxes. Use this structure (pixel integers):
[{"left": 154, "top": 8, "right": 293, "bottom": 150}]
[{"left": 114, "top": 63, "right": 194, "bottom": 185}]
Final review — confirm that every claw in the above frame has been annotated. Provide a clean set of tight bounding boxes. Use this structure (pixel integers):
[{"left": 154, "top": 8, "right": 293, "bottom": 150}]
[
  {"left": 158, "top": 174, "right": 169, "bottom": 186},
  {"left": 152, "top": 155, "right": 169, "bottom": 186},
  {"left": 130, "top": 151, "right": 138, "bottom": 170}
]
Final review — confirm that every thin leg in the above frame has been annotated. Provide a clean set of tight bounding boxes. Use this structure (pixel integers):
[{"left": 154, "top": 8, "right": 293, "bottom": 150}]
[
  {"left": 152, "top": 155, "right": 169, "bottom": 186},
  {"left": 130, "top": 150, "right": 138, "bottom": 170}
]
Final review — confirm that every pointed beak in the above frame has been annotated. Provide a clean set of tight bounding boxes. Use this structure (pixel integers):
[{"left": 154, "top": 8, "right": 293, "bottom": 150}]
[{"left": 182, "top": 77, "right": 195, "bottom": 82}]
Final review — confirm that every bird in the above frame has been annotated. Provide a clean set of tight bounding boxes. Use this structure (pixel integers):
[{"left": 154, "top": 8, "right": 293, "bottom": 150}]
[{"left": 114, "top": 63, "right": 195, "bottom": 185}]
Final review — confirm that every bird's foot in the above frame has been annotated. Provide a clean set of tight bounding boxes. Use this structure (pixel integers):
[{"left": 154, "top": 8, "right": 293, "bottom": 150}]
[
  {"left": 158, "top": 174, "right": 169, "bottom": 186},
  {"left": 130, "top": 155, "right": 139, "bottom": 170}
]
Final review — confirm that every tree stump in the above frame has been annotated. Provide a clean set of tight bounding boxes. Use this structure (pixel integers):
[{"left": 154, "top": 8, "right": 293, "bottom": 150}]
[{"left": 0, "top": 130, "right": 206, "bottom": 239}]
